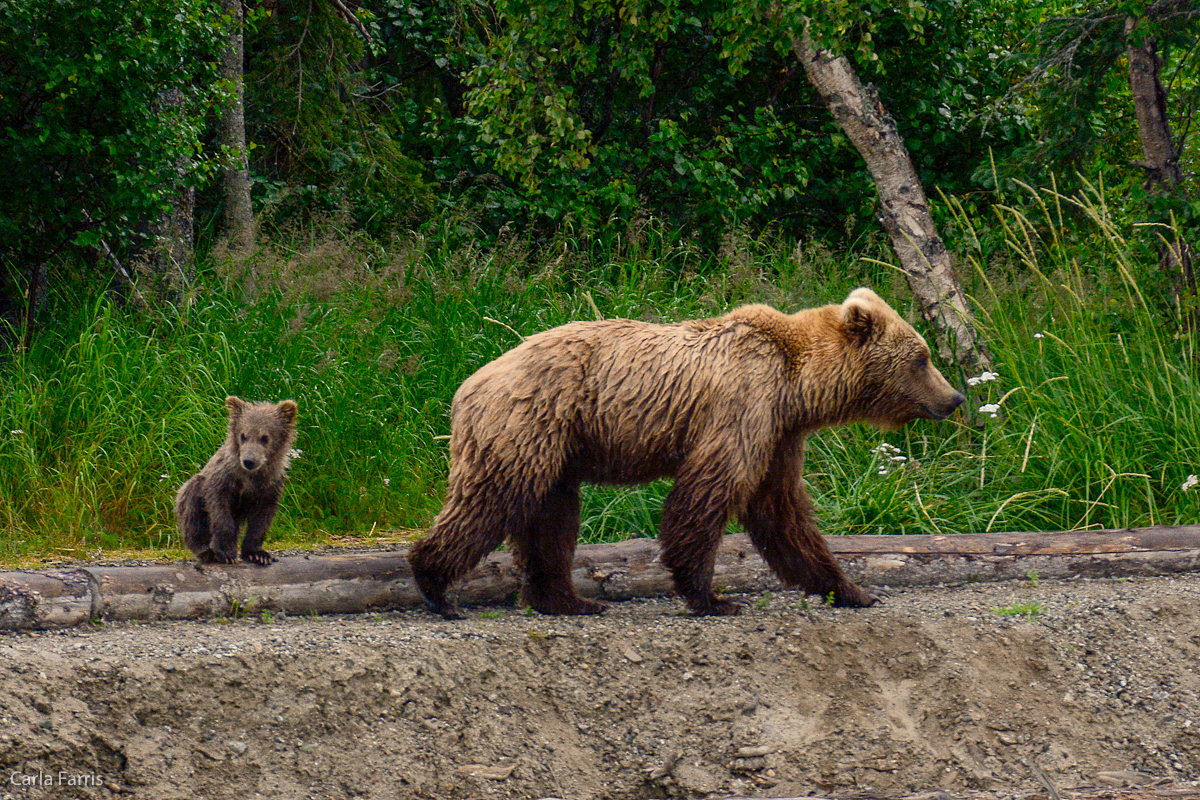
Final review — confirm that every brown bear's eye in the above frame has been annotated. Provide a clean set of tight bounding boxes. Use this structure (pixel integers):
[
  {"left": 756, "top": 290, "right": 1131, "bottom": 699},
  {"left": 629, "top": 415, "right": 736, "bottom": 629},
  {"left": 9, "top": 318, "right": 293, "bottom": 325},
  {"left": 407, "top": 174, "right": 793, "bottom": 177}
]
[
  {"left": 914, "top": 356, "right": 928, "bottom": 373},
  {"left": 240, "top": 433, "right": 247, "bottom": 442},
  {"left": 260, "top": 435, "right": 269, "bottom": 446}
]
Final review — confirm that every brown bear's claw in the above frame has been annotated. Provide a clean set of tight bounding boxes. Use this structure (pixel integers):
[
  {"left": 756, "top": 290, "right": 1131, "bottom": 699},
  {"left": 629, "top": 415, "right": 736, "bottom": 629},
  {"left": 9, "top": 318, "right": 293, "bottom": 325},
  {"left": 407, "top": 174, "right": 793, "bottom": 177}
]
[
  {"left": 199, "top": 549, "right": 239, "bottom": 565},
  {"left": 832, "top": 583, "right": 883, "bottom": 608},
  {"left": 242, "top": 550, "right": 276, "bottom": 566}
]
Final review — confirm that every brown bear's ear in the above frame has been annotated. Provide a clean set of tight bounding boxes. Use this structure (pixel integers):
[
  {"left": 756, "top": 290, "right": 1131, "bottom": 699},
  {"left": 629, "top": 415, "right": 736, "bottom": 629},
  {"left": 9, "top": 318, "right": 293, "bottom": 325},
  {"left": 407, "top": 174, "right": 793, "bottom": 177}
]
[
  {"left": 276, "top": 399, "right": 298, "bottom": 425},
  {"left": 225, "top": 396, "right": 247, "bottom": 417},
  {"left": 841, "top": 289, "right": 880, "bottom": 346}
]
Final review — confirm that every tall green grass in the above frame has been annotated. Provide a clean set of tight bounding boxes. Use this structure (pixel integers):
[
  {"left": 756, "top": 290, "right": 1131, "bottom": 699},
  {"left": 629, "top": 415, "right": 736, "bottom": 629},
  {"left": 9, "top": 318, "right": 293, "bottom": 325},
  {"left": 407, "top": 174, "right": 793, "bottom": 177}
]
[{"left": 0, "top": 189, "right": 1196, "bottom": 565}]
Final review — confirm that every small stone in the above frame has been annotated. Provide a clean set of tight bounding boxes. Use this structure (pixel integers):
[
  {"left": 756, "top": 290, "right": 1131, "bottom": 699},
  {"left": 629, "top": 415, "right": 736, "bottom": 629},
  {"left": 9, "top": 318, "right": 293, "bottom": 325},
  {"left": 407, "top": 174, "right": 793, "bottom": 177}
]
[
  {"left": 737, "top": 745, "right": 775, "bottom": 758},
  {"left": 1097, "top": 770, "right": 1157, "bottom": 787},
  {"left": 456, "top": 763, "right": 515, "bottom": 780}
]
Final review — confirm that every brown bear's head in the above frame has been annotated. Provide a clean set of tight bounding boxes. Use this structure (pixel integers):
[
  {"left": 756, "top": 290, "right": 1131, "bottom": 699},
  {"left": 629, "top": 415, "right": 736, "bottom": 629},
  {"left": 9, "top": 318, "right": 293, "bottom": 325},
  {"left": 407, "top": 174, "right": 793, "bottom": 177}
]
[
  {"left": 225, "top": 396, "right": 299, "bottom": 474},
  {"left": 838, "top": 288, "right": 965, "bottom": 429}
]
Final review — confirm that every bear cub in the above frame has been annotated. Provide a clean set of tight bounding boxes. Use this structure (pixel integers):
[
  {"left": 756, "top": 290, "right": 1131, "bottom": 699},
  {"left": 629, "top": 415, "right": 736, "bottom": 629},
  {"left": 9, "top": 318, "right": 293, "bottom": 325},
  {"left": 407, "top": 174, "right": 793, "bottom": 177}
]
[{"left": 175, "top": 396, "right": 298, "bottom": 566}]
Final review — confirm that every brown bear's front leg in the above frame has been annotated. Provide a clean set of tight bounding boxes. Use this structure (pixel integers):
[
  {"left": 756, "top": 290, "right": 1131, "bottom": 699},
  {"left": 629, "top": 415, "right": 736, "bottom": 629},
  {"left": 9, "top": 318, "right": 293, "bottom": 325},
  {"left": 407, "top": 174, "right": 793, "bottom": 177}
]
[
  {"left": 240, "top": 488, "right": 280, "bottom": 566},
  {"left": 203, "top": 495, "right": 241, "bottom": 565},
  {"left": 740, "top": 439, "right": 879, "bottom": 608},
  {"left": 658, "top": 477, "right": 743, "bottom": 616},
  {"left": 510, "top": 481, "right": 606, "bottom": 616}
]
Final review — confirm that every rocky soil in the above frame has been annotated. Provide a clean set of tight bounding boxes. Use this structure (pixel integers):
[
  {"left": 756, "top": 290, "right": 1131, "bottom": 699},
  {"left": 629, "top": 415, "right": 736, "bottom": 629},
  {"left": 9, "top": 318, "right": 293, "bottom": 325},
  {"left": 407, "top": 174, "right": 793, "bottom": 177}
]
[{"left": 1, "top": 571, "right": 1198, "bottom": 800}]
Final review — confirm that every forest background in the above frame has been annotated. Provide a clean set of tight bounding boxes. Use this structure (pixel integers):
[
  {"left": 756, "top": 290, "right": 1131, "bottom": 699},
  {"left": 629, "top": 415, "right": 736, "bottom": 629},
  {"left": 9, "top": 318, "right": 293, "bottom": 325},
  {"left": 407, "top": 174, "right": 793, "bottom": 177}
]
[{"left": 0, "top": 0, "right": 1197, "bottom": 565}]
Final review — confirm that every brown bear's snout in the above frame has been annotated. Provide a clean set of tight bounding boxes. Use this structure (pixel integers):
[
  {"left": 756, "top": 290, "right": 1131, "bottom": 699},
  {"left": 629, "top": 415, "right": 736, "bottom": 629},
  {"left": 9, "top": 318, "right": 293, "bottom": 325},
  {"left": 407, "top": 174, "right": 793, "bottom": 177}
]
[
  {"left": 242, "top": 457, "right": 260, "bottom": 471},
  {"left": 926, "top": 390, "right": 966, "bottom": 420}
]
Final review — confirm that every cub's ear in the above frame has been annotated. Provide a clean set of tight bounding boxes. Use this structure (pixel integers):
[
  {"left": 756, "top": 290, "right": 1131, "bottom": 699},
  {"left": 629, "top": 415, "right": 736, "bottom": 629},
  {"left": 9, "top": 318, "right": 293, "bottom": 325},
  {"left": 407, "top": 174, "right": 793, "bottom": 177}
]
[
  {"left": 841, "top": 289, "right": 882, "bottom": 346},
  {"left": 276, "top": 399, "right": 298, "bottom": 425},
  {"left": 225, "top": 396, "right": 247, "bottom": 417}
]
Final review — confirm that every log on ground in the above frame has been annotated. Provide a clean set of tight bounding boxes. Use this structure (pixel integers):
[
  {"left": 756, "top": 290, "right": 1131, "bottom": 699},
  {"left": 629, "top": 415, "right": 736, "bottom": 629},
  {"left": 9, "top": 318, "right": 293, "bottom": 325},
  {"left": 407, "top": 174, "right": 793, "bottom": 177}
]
[{"left": 1, "top": 526, "right": 1199, "bottom": 630}]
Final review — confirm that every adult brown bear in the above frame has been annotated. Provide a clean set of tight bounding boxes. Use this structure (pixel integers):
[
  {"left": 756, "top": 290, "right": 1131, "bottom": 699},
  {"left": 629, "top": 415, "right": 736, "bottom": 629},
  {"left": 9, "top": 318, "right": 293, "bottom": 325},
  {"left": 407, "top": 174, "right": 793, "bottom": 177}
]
[{"left": 409, "top": 288, "right": 964, "bottom": 617}]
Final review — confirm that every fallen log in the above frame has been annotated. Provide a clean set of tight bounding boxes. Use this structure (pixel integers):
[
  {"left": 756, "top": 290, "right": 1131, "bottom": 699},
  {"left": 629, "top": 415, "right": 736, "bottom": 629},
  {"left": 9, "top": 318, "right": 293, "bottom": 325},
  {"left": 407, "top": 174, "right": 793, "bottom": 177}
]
[{"left": 2, "top": 526, "right": 1199, "bottom": 630}]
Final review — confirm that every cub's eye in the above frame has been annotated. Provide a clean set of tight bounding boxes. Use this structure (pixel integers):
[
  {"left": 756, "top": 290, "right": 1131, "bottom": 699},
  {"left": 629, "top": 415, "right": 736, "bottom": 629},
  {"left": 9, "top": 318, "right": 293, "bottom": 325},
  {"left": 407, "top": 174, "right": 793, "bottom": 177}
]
[{"left": 260, "top": 435, "right": 269, "bottom": 446}]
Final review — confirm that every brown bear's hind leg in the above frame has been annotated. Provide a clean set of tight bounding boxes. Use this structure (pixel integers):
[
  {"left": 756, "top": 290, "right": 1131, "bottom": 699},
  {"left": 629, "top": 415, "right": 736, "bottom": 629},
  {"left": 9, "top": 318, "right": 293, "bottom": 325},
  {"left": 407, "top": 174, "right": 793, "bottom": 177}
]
[
  {"left": 658, "top": 477, "right": 743, "bottom": 616},
  {"left": 408, "top": 497, "right": 514, "bottom": 619},
  {"left": 511, "top": 481, "right": 606, "bottom": 616}
]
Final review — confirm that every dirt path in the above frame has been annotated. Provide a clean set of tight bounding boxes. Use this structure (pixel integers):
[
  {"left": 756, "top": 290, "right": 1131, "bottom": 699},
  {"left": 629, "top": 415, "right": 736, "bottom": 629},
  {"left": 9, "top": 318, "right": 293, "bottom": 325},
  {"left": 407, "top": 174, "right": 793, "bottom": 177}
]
[{"left": 1, "top": 572, "right": 1198, "bottom": 800}]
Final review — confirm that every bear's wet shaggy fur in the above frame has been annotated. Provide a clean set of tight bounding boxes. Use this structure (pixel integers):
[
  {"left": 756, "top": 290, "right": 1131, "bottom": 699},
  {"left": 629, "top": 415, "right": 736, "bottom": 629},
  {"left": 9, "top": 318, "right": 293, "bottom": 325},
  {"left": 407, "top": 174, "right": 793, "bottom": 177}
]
[
  {"left": 408, "top": 288, "right": 964, "bottom": 617},
  {"left": 175, "top": 397, "right": 298, "bottom": 566}
]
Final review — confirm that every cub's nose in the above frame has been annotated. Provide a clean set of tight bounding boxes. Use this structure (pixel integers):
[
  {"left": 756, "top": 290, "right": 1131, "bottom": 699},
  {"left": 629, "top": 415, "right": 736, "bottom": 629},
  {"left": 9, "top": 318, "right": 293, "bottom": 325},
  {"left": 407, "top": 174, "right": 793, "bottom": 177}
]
[{"left": 242, "top": 458, "right": 259, "bottom": 471}]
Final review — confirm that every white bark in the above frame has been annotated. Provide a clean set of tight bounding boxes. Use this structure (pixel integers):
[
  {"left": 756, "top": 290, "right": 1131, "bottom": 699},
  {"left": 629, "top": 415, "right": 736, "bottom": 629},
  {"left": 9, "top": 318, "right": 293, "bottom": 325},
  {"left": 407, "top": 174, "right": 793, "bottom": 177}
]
[{"left": 792, "top": 33, "right": 991, "bottom": 373}]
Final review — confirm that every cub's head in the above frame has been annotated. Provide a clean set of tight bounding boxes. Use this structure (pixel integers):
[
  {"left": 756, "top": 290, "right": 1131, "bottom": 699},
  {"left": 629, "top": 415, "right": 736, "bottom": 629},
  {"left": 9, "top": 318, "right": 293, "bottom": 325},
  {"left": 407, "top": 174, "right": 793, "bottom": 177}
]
[
  {"left": 226, "top": 396, "right": 298, "bottom": 474},
  {"left": 838, "top": 288, "right": 965, "bottom": 429}
]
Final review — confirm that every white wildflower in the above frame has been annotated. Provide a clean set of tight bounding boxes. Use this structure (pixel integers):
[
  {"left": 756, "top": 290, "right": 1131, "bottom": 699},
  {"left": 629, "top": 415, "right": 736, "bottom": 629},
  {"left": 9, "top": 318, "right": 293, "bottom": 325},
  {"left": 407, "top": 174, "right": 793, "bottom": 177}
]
[
  {"left": 383, "top": 477, "right": 391, "bottom": 486},
  {"left": 1034, "top": 333, "right": 1045, "bottom": 340},
  {"left": 288, "top": 448, "right": 303, "bottom": 460},
  {"left": 159, "top": 473, "right": 170, "bottom": 482},
  {"left": 966, "top": 371, "right": 1000, "bottom": 387},
  {"left": 871, "top": 442, "right": 908, "bottom": 475},
  {"left": 1183, "top": 475, "right": 1199, "bottom": 493},
  {"left": 979, "top": 403, "right": 1001, "bottom": 418},
  {"left": 10, "top": 429, "right": 24, "bottom": 435}
]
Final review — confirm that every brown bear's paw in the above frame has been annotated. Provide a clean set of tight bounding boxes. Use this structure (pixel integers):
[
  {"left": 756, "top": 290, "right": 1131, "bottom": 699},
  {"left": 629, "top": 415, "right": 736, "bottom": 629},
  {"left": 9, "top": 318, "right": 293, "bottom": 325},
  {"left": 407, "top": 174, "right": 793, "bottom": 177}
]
[
  {"left": 688, "top": 596, "right": 744, "bottom": 617},
  {"left": 423, "top": 598, "right": 466, "bottom": 620},
  {"left": 832, "top": 582, "right": 881, "bottom": 608},
  {"left": 197, "top": 548, "right": 238, "bottom": 565},
  {"left": 241, "top": 549, "right": 276, "bottom": 566},
  {"left": 528, "top": 596, "right": 608, "bottom": 616}
]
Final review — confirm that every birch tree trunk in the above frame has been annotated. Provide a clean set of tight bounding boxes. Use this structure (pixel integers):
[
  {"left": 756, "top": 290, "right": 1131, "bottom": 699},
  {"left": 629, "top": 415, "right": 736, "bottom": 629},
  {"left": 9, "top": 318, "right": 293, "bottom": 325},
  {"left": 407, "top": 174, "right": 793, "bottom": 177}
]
[
  {"left": 792, "top": 33, "right": 991, "bottom": 374},
  {"left": 219, "top": 0, "right": 254, "bottom": 255}
]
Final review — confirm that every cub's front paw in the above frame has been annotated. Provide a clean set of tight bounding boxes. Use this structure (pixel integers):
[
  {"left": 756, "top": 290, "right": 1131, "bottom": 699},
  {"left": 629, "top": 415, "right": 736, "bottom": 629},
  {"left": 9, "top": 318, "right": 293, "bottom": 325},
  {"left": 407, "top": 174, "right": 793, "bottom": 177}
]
[
  {"left": 197, "top": 548, "right": 238, "bottom": 565},
  {"left": 242, "top": 549, "right": 276, "bottom": 566}
]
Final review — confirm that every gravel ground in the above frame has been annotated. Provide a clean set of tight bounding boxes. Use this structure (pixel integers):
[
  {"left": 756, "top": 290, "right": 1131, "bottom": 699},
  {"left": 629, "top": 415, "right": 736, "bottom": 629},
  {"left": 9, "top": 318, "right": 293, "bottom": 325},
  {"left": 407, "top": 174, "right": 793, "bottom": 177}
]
[{"left": 0, "top": 571, "right": 1198, "bottom": 800}]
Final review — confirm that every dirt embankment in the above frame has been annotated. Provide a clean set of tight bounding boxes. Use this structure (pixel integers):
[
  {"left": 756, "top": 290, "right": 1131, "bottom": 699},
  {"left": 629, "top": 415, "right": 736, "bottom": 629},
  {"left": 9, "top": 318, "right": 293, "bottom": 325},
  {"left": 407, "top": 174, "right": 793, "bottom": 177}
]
[{"left": 1, "top": 573, "right": 1198, "bottom": 800}]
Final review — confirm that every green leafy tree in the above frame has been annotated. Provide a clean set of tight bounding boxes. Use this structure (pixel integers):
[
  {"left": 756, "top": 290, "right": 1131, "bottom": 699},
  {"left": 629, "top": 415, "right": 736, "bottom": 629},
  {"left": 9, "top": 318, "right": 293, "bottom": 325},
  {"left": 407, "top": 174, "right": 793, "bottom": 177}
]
[
  {"left": 237, "top": 0, "right": 434, "bottom": 238},
  {"left": 461, "top": 0, "right": 1011, "bottom": 369},
  {"left": 461, "top": 1, "right": 1025, "bottom": 236},
  {"left": 994, "top": 0, "right": 1199, "bottom": 321},
  {"left": 0, "top": 0, "right": 227, "bottom": 347}
]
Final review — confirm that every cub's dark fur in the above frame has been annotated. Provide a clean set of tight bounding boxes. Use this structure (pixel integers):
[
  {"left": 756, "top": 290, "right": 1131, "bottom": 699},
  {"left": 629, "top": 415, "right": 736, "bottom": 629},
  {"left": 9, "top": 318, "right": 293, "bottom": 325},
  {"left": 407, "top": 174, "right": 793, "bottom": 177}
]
[{"left": 175, "top": 396, "right": 297, "bottom": 565}]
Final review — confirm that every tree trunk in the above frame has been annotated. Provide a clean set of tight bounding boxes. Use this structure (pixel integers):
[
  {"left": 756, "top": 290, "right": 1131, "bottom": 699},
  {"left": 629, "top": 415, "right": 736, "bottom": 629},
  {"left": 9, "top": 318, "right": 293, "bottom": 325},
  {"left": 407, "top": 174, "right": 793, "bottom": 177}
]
[
  {"left": 1125, "top": 18, "right": 1184, "bottom": 191},
  {"left": 1124, "top": 16, "right": 1194, "bottom": 318},
  {"left": 219, "top": 0, "right": 254, "bottom": 255},
  {"left": 141, "top": 86, "right": 195, "bottom": 304},
  {"left": 792, "top": 33, "right": 991, "bottom": 375}
]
